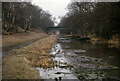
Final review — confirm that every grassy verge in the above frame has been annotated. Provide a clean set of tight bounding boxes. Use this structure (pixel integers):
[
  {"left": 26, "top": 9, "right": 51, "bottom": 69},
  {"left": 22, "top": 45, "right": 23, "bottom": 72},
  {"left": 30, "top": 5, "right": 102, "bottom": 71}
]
[
  {"left": 2, "top": 31, "right": 47, "bottom": 49},
  {"left": 2, "top": 35, "right": 57, "bottom": 79}
]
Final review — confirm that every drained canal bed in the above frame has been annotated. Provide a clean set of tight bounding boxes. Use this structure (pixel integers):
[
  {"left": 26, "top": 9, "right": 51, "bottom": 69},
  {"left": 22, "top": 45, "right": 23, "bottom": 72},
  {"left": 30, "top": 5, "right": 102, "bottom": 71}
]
[{"left": 37, "top": 35, "right": 120, "bottom": 80}]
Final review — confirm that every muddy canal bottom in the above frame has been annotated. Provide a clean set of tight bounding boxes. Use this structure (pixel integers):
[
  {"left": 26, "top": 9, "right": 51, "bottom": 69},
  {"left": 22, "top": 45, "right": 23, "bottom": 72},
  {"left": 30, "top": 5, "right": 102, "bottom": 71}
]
[{"left": 37, "top": 36, "right": 120, "bottom": 80}]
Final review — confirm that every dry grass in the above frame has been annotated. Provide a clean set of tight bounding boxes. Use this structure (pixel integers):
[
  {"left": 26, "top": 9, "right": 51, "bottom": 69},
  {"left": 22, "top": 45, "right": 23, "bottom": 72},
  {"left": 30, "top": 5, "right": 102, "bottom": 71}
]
[
  {"left": 2, "top": 55, "right": 40, "bottom": 79},
  {"left": 2, "top": 35, "right": 57, "bottom": 79},
  {"left": 2, "top": 31, "right": 47, "bottom": 47},
  {"left": 91, "top": 36, "right": 120, "bottom": 48}
]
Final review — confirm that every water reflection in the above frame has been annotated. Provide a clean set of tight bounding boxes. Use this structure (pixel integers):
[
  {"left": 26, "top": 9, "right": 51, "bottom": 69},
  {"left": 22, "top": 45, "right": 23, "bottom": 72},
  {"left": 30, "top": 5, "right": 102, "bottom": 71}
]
[
  {"left": 59, "top": 36, "right": 120, "bottom": 80},
  {"left": 37, "top": 43, "right": 77, "bottom": 79},
  {"left": 37, "top": 36, "right": 120, "bottom": 80}
]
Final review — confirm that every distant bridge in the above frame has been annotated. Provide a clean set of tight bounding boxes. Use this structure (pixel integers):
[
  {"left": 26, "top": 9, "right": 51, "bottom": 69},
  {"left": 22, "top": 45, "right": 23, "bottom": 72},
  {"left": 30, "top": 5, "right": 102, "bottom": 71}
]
[
  {"left": 47, "top": 26, "right": 63, "bottom": 29},
  {"left": 46, "top": 26, "right": 63, "bottom": 34}
]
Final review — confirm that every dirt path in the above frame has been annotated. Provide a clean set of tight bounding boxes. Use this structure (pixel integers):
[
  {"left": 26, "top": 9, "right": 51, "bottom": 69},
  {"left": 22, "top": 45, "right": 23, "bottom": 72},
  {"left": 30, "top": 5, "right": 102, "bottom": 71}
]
[{"left": 2, "top": 35, "right": 48, "bottom": 57}]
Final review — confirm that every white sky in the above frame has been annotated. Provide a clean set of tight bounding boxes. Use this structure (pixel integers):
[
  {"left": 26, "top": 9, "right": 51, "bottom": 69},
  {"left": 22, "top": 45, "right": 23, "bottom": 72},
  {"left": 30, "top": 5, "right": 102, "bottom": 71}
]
[{"left": 32, "top": 0, "right": 71, "bottom": 26}]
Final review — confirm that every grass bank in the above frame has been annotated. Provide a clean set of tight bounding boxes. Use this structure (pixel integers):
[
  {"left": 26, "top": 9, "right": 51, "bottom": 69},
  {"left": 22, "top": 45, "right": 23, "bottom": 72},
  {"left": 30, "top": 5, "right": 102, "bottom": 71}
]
[
  {"left": 64, "top": 34, "right": 120, "bottom": 48},
  {"left": 91, "top": 37, "right": 120, "bottom": 48},
  {"left": 2, "top": 31, "right": 47, "bottom": 52},
  {"left": 2, "top": 35, "right": 57, "bottom": 79}
]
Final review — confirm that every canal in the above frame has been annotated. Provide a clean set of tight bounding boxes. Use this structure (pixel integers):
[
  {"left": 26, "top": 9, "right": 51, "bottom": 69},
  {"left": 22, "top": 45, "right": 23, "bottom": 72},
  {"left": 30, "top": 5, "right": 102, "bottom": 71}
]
[{"left": 37, "top": 35, "right": 120, "bottom": 80}]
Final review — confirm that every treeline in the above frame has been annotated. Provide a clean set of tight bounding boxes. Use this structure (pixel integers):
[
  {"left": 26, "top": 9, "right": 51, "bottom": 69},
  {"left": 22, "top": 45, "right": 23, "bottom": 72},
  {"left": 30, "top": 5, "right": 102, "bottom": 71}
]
[
  {"left": 2, "top": 2, "right": 54, "bottom": 33},
  {"left": 59, "top": 2, "right": 120, "bottom": 40}
]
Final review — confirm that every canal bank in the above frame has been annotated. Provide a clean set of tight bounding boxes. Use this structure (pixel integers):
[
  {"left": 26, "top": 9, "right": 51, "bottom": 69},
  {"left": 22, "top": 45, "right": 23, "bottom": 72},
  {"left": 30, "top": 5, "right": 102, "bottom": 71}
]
[
  {"left": 65, "top": 35, "right": 120, "bottom": 49},
  {"left": 2, "top": 35, "right": 57, "bottom": 79}
]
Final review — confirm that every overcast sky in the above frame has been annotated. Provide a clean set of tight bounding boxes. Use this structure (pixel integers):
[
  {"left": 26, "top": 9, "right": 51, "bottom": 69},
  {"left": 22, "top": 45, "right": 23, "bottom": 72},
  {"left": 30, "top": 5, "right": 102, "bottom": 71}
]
[{"left": 32, "top": 0, "right": 70, "bottom": 26}]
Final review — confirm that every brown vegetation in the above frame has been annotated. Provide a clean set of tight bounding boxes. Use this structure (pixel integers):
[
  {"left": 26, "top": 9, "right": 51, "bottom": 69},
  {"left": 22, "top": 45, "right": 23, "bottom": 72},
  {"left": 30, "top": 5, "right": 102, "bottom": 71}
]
[
  {"left": 2, "top": 30, "right": 47, "bottom": 48},
  {"left": 91, "top": 35, "right": 120, "bottom": 48},
  {"left": 2, "top": 35, "right": 56, "bottom": 79}
]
